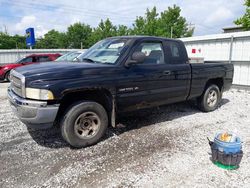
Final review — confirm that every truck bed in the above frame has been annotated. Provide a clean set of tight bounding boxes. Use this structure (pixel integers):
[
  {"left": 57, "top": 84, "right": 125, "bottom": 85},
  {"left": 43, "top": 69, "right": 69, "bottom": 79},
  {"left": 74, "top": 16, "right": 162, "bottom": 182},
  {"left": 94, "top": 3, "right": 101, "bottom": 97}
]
[{"left": 188, "top": 62, "right": 234, "bottom": 99}]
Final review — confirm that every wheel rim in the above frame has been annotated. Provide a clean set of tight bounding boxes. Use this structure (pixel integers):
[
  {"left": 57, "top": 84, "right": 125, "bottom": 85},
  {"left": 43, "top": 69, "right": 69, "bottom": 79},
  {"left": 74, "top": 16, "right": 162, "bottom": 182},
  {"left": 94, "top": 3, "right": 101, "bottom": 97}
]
[
  {"left": 74, "top": 111, "right": 101, "bottom": 139},
  {"left": 207, "top": 90, "right": 218, "bottom": 107}
]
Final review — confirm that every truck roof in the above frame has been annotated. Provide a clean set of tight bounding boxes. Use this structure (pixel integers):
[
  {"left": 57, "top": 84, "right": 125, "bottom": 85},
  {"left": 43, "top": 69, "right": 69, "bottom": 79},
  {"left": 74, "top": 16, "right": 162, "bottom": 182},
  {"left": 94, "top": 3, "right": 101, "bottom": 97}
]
[{"left": 108, "top": 35, "right": 181, "bottom": 42}]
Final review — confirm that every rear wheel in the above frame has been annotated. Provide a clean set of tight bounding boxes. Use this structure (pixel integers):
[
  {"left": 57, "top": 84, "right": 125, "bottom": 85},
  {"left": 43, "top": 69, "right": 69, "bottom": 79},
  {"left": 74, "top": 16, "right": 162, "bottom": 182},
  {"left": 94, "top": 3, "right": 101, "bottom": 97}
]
[
  {"left": 197, "top": 84, "right": 221, "bottom": 112},
  {"left": 61, "top": 101, "right": 108, "bottom": 148},
  {"left": 5, "top": 71, "right": 10, "bottom": 82}
]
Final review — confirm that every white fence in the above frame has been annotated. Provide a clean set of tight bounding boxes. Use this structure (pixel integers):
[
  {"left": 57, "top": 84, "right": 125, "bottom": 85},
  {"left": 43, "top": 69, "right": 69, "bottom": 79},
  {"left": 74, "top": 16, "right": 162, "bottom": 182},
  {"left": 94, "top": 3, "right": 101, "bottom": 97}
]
[
  {"left": 0, "top": 49, "right": 81, "bottom": 65},
  {"left": 181, "top": 31, "right": 250, "bottom": 86}
]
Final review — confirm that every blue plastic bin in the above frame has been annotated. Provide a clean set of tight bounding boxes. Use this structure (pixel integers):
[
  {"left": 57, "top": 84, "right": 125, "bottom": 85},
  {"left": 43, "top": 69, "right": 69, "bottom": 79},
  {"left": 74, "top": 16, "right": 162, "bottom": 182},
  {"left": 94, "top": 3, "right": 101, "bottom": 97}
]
[{"left": 213, "top": 133, "right": 242, "bottom": 154}]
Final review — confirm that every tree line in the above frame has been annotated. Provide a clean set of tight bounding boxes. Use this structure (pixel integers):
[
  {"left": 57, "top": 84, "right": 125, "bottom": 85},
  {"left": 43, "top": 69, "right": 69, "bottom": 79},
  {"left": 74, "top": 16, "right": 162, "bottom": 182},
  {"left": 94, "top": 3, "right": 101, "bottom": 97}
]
[
  {"left": 235, "top": 0, "right": 250, "bottom": 29},
  {"left": 0, "top": 5, "right": 195, "bottom": 49}
]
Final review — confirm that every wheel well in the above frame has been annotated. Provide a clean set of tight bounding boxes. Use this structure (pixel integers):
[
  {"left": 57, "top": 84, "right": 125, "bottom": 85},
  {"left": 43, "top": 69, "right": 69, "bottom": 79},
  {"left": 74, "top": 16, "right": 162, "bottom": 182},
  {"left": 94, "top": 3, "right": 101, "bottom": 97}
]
[
  {"left": 55, "top": 89, "right": 113, "bottom": 125},
  {"left": 205, "top": 78, "right": 223, "bottom": 91},
  {"left": 4, "top": 70, "right": 10, "bottom": 79}
]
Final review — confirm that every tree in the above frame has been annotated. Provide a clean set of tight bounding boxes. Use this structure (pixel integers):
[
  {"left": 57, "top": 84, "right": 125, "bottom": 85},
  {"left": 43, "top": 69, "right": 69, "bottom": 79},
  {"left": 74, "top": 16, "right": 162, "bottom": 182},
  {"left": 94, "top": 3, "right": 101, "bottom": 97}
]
[
  {"left": 132, "top": 7, "right": 159, "bottom": 35},
  {"left": 158, "top": 5, "right": 194, "bottom": 38},
  {"left": 0, "top": 32, "right": 26, "bottom": 49},
  {"left": 116, "top": 25, "right": 131, "bottom": 36},
  {"left": 36, "top": 30, "right": 67, "bottom": 49},
  {"left": 235, "top": 0, "right": 250, "bottom": 30},
  {"left": 89, "top": 19, "right": 117, "bottom": 44},
  {"left": 132, "top": 6, "right": 194, "bottom": 38},
  {"left": 66, "top": 22, "right": 92, "bottom": 48}
]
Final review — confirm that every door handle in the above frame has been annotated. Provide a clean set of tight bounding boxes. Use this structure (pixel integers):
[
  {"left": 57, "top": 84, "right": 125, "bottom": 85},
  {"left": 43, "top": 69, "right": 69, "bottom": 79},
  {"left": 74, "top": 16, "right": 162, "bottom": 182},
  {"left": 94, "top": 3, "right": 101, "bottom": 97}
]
[{"left": 163, "top": 70, "right": 171, "bottom": 75}]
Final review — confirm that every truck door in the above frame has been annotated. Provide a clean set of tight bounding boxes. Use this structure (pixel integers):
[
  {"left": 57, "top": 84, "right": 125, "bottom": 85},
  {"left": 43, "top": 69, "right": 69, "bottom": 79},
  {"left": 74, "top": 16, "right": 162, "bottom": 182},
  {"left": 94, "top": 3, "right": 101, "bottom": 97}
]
[
  {"left": 161, "top": 40, "right": 191, "bottom": 104},
  {"left": 116, "top": 39, "right": 191, "bottom": 112}
]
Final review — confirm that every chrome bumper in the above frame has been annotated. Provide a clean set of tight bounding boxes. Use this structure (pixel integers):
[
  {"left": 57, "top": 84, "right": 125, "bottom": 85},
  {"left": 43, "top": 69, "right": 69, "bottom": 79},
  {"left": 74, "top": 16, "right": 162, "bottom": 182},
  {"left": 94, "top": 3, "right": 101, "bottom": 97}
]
[{"left": 7, "top": 88, "right": 59, "bottom": 129}]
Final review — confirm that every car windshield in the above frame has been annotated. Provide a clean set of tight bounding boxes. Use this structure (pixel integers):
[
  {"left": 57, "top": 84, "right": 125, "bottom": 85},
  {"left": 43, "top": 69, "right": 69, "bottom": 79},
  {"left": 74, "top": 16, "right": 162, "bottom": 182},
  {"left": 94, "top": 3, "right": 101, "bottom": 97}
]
[
  {"left": 80, "top": 38, "right": 130, "bottom": 64},
  {"left": 55, "top": 51, "right": 81, "bottom": 62}
]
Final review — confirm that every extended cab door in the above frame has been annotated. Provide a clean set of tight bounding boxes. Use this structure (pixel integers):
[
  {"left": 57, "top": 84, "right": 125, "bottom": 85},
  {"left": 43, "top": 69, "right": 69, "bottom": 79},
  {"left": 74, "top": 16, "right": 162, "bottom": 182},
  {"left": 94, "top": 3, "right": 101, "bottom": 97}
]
[
  {"left": 162, "top": 40, "right": 192, "bottom": 103},
  {"left": 116, "top": 39, "right": 191, "bottom": 112}
]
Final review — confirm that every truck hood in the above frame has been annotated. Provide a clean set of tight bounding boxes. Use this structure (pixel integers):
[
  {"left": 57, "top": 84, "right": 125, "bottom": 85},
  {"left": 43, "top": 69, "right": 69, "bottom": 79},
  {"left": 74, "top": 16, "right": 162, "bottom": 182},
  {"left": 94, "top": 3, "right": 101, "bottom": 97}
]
[{"left": 15, "top": 61, "right": 112, "bottom": 81}]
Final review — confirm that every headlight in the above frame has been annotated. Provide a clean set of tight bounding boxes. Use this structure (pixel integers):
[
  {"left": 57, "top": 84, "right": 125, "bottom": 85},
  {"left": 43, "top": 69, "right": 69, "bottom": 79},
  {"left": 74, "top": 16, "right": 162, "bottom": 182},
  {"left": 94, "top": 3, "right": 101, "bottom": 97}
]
[{"left": 25, "top": 88, "right": 54, "bottom": 100}]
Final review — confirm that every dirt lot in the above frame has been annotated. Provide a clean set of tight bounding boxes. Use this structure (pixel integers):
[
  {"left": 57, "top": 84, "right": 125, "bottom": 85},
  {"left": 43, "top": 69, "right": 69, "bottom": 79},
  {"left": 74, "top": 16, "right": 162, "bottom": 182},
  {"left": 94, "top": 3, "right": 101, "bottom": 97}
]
[{"left": 0, "top": 83, "right": 250, "bottom": 188}]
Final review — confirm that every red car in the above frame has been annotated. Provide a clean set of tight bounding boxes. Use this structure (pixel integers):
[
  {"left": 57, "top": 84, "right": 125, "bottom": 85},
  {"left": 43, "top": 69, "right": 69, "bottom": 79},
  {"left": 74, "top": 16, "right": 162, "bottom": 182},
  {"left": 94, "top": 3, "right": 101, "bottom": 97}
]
[{"left": 0, "top": 53, "right": 61, "bottom": 81}]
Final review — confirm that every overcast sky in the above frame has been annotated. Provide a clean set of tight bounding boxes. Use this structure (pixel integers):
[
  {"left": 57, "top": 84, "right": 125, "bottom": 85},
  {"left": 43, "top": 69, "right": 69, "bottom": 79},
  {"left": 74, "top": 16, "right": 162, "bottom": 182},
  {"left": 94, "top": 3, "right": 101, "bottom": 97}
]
[{"left": 0, "top": 0, "right": 246, "bottom": 38}]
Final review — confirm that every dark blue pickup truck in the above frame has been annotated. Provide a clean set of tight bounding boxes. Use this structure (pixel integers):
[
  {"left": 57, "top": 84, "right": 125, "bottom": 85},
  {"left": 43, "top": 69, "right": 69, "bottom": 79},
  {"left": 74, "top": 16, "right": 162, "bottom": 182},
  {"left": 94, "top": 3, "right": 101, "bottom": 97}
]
[{"left": 8, "top": 36, "right": 234, "bottom": 148}]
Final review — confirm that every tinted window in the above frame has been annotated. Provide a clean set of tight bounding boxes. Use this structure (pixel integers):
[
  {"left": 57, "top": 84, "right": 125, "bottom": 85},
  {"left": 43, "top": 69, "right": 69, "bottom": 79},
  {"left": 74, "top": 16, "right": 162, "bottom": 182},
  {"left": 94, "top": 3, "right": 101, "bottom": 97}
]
[
  {"left": 134, "top": 42, "right": 165, "bottom": 64},
  {"left": 170, "top": 44, "right": 180, "bottom": 57},
  {"left": 38, "top": 56, "right": 50, "bottom": 62},
  {"left": 168, "top": 41, "right": 183, "bottom": 64}
]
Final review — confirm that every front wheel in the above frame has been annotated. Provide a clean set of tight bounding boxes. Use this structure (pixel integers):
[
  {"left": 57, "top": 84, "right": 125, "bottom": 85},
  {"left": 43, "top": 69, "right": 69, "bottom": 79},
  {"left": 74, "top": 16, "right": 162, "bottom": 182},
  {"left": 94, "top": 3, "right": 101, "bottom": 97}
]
[
  {"left": 61, "top": 101, "right": 108, "bottom": 148},
  {"left": 197, "top": 84, "right": 221, "bottom": 112}
]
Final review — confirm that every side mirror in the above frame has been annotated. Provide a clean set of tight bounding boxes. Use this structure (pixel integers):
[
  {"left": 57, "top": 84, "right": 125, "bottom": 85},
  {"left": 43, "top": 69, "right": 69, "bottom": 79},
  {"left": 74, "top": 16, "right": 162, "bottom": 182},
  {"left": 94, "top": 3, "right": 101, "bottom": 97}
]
[{"left": 125, "top": 52, "right": 146, "bottom": 67}]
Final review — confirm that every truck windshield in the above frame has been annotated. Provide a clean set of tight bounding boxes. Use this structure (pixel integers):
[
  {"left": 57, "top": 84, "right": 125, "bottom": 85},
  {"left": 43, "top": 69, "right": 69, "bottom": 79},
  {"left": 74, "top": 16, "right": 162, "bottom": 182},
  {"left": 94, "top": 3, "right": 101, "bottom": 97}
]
[{"left": 81, "top": 38, "right": 129, "bottom": 64}]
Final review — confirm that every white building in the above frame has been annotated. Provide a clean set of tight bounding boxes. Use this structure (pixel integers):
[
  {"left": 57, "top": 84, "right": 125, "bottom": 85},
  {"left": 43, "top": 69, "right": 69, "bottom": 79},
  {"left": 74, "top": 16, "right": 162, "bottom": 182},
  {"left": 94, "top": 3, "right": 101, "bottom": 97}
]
[{"left": 180, "top": 31, "right": 250, "bottom": 86}]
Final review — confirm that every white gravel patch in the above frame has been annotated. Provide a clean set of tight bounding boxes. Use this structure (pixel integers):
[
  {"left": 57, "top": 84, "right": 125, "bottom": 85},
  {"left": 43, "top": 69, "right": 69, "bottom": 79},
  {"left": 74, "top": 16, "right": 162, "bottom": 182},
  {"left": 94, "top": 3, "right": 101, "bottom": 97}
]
[{"left": 0, "top": 82, "right": 9, "bottom": 99}]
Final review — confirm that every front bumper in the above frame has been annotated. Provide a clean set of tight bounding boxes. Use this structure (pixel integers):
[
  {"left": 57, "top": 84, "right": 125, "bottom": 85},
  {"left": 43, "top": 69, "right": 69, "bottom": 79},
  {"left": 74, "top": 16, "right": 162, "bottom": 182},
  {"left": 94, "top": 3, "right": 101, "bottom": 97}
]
[{"left": 7, "top": 88, "right": 59, "bottom": 129}]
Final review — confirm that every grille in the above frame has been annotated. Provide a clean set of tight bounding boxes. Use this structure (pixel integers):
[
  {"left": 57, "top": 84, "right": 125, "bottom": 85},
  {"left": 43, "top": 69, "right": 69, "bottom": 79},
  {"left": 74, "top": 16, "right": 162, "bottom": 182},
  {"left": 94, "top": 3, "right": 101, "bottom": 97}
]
[{"left": 10, "top": 70, "right": 25, "bottom": 97}]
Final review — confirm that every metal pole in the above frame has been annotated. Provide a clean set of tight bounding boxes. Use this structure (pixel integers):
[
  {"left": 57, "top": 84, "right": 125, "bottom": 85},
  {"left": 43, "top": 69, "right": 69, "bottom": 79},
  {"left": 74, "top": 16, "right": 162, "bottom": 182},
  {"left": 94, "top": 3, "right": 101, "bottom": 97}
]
[
  {"left": 170, "top": 26, "right": 173, "bottom": 38},
  {"left": 229, "top": 35, "right": 234, "bottom": 64}
]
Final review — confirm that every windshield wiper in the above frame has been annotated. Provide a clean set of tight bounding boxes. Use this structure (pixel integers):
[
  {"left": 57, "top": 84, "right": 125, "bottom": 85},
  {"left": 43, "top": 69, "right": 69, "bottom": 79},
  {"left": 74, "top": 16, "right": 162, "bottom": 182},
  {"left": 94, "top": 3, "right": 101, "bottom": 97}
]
[{"left": 82, "top": 58, "right": 96, "bottom": 63}]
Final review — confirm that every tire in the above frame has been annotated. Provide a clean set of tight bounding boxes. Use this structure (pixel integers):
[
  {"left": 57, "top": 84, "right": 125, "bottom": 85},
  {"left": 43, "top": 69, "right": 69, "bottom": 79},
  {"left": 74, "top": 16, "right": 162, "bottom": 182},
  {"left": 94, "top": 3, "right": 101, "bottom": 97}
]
[
  {"left": 5, "top": 71, "right": 10, "bottom": 82},
  {"left": 197, "top": 84, "right": 221, "bottom": 112},
  {"left": 61, "top": 101, "right": 108, "bottom": 148}
]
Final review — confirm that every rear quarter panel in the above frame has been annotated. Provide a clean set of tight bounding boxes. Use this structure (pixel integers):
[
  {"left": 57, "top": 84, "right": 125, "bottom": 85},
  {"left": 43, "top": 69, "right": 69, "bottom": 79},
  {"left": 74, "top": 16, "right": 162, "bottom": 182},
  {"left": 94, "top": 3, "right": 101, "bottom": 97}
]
[{"left": 188, "top": 62, "right": 234, "bottom": 99}]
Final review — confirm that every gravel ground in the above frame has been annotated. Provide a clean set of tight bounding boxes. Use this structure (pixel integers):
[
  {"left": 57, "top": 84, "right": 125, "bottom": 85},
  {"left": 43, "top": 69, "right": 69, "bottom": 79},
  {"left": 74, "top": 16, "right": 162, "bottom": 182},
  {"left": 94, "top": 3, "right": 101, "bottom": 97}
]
[
  {"left": 0, "top": 83, "right": 250, "bottom": 188},
  {"left": 0, "top": 82, "right": 8, "bottom": 99}
]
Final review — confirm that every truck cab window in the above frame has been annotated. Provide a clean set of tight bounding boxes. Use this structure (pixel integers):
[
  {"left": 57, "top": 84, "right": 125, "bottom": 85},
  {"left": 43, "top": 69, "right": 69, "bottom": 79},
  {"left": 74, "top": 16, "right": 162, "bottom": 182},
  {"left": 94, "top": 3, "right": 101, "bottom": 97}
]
[
  {"left": 135, "top": 42, "right": 165, "bottom": 64},
  {"left": 168, "top": 42, "right": 183, "bottom": 64},
  {"left": 170, "top": 44, "right": 180, "bottom": 57}
]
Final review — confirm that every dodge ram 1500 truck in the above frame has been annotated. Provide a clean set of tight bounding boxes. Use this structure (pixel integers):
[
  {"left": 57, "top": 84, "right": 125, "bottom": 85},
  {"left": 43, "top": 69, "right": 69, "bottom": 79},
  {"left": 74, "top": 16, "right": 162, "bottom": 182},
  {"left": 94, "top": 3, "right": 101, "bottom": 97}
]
[{"left": 8, "top": 36, "right": 234, "bottom": 148}]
